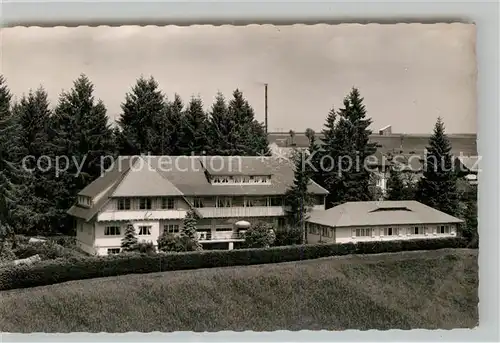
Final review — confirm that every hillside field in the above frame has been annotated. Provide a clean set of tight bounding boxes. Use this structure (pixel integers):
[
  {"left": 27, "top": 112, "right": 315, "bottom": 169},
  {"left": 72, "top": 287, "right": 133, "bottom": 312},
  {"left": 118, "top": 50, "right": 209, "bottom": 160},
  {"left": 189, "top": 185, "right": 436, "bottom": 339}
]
[{"left": 0, "top": 248, "right": 478, "bottom": 332}]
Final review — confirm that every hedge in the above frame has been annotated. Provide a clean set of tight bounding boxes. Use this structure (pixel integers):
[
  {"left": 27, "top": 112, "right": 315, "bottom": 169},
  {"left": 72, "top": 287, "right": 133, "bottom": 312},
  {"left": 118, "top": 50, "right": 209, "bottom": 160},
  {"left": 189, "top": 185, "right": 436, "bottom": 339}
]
[{"left": 0, "top": 237, "right": 474, "bottom": 291}]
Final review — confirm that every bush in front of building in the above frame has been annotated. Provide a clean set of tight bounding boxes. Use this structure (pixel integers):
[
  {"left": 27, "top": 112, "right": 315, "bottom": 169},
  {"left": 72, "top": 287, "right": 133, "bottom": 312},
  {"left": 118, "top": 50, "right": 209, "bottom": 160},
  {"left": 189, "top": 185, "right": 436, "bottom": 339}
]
[
  {"left": 273, "top": 226, "right": 303, "bottom": 246},
  {"left": 0, "top": 237, "right": 472, "bottom": 291},
  {"left": 244, "top": 222, "right": 276, "bottom": 248}
]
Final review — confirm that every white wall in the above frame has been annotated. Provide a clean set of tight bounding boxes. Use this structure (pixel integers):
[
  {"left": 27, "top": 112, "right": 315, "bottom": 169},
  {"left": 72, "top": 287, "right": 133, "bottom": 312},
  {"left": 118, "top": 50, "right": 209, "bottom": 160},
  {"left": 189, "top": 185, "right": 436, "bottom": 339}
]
[{"left": 308, "top": 223, "right": 458, "bottom": 244}]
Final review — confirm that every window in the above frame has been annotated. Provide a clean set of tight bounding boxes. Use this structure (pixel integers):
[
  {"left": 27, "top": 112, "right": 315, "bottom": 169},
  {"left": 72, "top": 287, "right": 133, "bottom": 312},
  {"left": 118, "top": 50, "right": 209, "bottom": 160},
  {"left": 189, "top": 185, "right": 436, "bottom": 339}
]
[
  {"left": 161, "top": 198, "right": 175, "bottom": 210},
  {"left": 217, "top": 197, "right": 231, "bottom": 208},
  {"left": 139, "top": 198, "right": 152, "bottom": 210},
  {"left": 193, "top": 198, "right": 204, "bottom": 208},
  {"left": 438, "top": 225, "right": 450, "bottom": 234},
  {"left": 79, "top": 223, "right": 84, "bottom": 232},
  {"left": 321, "top": 226, "right": 331, "bottom": 237},
  {"left": 355, "top": 228, "right": 372, "bottom": 237},
  {"left": 138, "top": 226, "right": 151, "bottom": 235},
  {"left": 107, "top": 248, "right": 121, "bottom": 255},
  {"left": 104, "top": 226, "right": 121, "bottom": 236},
  {"left": 383, "top": 227, "right": 399, "bottom": 236},
  {"left": 164, "top": 224, "right": 180, "bottom": 234},
  {"left": 216, "top": 227, "right": 233, "bottom": 232},
  {"left": 409, "top": 226, "right": 424, "bottom": 235},
  {"left": 117, "top": 198, "right": 131, "bottom": 210},
  {"left": 78, "top": 196, "right": 91, "bottom": 207}
]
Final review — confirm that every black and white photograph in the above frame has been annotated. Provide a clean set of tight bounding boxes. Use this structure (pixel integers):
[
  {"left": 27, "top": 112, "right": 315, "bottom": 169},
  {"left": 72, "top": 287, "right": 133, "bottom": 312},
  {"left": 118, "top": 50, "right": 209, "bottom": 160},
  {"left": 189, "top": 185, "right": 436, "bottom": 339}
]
[{"left": 0, "top": 23, "right": 478, "bottom": 332}]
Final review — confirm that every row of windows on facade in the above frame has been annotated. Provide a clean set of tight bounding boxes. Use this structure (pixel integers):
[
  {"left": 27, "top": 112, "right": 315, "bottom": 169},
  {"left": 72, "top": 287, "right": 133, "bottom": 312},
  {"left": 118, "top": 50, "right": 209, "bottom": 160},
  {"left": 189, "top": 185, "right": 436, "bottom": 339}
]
[
  {"left": 103, "top": 224, "right": 239, "bottom": 236},
  {"left": 308, "top": 225, "right": 452, "bottom": 237},
  {"left": 115, "top": 196, "right": 286, "bottom": 210},
  {"left": 211, "top": 175, "right": 271, "bottom": 184}
]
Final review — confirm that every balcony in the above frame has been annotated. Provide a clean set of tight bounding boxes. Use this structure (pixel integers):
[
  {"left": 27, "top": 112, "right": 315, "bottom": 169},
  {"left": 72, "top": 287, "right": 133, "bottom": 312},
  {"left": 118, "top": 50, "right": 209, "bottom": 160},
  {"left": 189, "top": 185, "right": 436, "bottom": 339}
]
[
  {"left": 196, "top": 206, "right": 286, "bottom": 218},
  {"left": 97, "top": 210, "right": 188, "bottom": 222},
  {"left": 197, "top": 231, "right": 245, "bottom": 242}
]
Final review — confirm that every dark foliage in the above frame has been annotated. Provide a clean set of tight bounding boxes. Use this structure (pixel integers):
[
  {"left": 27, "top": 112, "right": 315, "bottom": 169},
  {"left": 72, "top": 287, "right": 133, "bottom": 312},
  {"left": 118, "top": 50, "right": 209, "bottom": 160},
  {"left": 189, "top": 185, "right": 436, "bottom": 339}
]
[{"left": 0, "top": 237, "right": 473, "bottom": 291}]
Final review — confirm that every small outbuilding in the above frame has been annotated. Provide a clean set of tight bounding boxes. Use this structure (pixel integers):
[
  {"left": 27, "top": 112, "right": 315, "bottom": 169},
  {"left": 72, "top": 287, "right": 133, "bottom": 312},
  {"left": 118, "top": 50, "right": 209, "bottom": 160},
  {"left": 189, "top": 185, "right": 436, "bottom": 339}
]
[{"left": 306, "top": 200, "right": 463, "bottom": 244}]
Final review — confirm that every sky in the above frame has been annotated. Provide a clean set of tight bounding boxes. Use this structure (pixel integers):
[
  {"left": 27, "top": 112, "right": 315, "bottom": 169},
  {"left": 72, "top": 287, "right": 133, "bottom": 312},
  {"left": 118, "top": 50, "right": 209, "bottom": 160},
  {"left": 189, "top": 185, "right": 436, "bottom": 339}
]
[{"left": 0, "top": 23, "right": 477, "bottom": 134}]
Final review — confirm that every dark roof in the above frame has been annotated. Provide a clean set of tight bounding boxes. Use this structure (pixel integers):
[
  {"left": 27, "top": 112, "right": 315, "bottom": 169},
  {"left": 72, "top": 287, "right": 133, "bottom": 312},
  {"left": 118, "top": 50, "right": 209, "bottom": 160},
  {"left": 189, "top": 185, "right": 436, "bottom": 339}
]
[{"left": 68, "top": 155, "right": 329, "bottom": 221}]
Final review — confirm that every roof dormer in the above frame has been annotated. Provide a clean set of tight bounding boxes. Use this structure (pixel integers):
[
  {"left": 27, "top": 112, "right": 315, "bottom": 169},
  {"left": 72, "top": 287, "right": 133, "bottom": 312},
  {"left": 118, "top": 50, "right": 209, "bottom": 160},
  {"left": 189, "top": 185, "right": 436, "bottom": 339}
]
[{"left": 77, "top": 195, "right": 92, "bottom": 208}]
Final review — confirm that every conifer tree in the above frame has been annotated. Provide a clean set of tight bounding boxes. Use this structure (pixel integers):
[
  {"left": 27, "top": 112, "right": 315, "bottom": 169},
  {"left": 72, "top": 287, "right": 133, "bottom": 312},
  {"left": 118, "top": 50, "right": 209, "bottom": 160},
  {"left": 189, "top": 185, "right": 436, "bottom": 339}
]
[
  {"left": 337, "top": 88, "right": 377, "bottom": 201},
  {"left": 0, "top": 76, "right": 23, "bottom": 237},
  {"left": 385, "top": 165, "right": 407, "bottom": 201},
  {"left": 178, "top": 96, "right": 209, "bottom": 155},
  {"left": 416, "top": 118, "right": 460, "bottom": 216},
  {"left": 284, "top": 149, "right": 314, "bottom": 243},
  {"left": 50, "top": 74, "right": 116, "bottom": 232},
  {"left": 181, "top": 209, "right": 202, "bottom": 250},
  {"left": 117, "top": 76, "right": 166, "bottom": 155},
  {"left": 227, "top": 89, "right": 270, "bottom": 156},
  {"left": 12, "top": 88, "right": 55, "bottom": 234},
  {"left": 207, "top": 92, "right": 234, "bottom": 155},
  {"left": 121, "top": 223, "right": 138, "bottom": 251},
  {"left": 319, "top": 89, "right": 377, "bottom": 207},
  {"left": 164, "top": 94, "right": 184, "bottom": 155}
]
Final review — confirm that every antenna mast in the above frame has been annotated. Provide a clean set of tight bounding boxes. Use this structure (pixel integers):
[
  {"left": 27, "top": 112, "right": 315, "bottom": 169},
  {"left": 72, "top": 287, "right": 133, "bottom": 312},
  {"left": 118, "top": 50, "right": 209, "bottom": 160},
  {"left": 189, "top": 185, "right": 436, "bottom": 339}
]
[{"left": 264, "top": 83, "right": 268, "bottom": 133}]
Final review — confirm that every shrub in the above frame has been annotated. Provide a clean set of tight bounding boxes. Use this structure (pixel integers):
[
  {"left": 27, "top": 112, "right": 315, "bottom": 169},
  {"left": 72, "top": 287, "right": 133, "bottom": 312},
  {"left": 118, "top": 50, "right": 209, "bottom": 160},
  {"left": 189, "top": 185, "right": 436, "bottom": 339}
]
[
  {"left": 0, "top": 237, "right": 472, "bottom": 291},
  {"left": 244, "top": 222, "right": 276, "bottom": 248},
  {"left": 0, "top": 243, "right": 16, "bottom": 264},
  {"left": 13, "top": 241, "right": 83, "bottom": 260},
  {"left": 121, "top": 223, "right": 138, "bottom": 252},
  {"left": 158, "top": 233, "right": 201, "bottom": 253},
  {"left": 274, "top": 226, "right": 303, "bottom": 246},
  {"left": 134, "top": 241, "right": 156, "bottom": 255}
]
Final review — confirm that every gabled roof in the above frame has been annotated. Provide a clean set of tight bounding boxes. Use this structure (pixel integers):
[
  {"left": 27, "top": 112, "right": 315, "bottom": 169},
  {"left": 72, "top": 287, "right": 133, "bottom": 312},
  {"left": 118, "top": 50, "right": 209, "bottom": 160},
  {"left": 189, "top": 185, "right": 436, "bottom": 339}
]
[
  {"left": 307, "top": 200, "right": 463, "bottom": 228},
  {"left": 67, "top": 155, "right": 329, "bottom": 221}
]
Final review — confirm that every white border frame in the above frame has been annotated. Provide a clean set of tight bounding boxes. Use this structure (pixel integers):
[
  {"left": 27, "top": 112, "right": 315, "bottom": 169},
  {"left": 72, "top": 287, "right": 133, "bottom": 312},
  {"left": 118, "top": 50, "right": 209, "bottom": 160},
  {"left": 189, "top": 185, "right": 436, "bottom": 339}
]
[{"left": 1, "top": 1, "right": 498, "bottom": 342}]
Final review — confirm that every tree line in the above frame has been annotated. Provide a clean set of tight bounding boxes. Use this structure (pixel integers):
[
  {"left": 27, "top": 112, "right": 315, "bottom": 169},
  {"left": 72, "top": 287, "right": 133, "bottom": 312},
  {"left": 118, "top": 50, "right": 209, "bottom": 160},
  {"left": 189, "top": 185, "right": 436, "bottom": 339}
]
[
  {"left": 285, "top": 88, "right": 477, "bottom": 244},
  {"left": 0, "top": 74, "right": 477, "bottom": 245},
  {"left": 0, "top": 74, "right": 269, "bottom": 237}
]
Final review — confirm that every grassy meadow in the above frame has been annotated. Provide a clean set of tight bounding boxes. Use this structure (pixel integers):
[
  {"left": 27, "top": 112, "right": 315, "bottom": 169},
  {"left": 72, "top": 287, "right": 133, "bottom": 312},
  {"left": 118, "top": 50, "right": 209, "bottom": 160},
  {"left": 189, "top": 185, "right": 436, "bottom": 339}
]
[{"left": 0, "top": 248, "right": 478, "bottom": 332}]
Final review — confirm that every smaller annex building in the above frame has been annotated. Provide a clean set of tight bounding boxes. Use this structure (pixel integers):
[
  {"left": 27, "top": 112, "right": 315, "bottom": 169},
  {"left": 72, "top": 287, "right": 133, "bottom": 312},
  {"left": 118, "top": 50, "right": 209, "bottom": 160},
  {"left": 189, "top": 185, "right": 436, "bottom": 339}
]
[{"left": 306, "top": 200, "right": 463, "bottom": 244}]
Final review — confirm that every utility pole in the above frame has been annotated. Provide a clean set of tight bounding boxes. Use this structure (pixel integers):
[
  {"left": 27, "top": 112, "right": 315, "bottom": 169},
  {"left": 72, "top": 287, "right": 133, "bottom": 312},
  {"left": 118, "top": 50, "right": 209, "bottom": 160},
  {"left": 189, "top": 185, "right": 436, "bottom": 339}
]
[{"left": 264, "top": 83, "right": 268, "bottom": 134}]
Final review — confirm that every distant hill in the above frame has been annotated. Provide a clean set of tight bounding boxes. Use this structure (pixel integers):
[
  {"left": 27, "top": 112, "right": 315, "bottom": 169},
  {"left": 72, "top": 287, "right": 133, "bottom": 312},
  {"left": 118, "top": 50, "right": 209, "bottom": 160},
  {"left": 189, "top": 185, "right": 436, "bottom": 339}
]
[{"left": 0, "top": 248, "right": 478, "bottom": 332}]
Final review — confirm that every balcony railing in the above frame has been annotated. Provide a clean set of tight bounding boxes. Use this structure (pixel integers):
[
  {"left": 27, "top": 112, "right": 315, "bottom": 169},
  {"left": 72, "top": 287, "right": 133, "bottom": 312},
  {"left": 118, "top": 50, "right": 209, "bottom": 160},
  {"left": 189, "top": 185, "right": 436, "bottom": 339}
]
[
  {"left": 196, "top": 206, "right": 285, "bottom": 218},
  {"left": 97, "top": 210, "right": 187, "bottom": 222},
  {"left": 197, "top": 231, "right": 245, "bottom": 242}
]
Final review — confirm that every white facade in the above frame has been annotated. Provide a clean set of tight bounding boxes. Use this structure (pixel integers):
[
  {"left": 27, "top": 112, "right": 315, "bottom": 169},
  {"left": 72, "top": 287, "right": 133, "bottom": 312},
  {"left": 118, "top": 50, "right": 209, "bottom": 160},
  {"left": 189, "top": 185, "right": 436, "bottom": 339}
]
[
  {"left": 75, "top": 195, "right": 327, "bottom": 256},
  {"left": 307, "top": 222, "right": 458, "bottom": 244}
]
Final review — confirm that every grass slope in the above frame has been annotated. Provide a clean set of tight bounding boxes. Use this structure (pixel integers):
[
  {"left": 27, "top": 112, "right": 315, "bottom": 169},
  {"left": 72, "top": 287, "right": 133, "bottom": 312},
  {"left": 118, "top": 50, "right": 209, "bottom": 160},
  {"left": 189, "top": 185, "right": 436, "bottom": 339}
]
[{"left": 0, "top": 248, "right": 478, "bottom": 332}]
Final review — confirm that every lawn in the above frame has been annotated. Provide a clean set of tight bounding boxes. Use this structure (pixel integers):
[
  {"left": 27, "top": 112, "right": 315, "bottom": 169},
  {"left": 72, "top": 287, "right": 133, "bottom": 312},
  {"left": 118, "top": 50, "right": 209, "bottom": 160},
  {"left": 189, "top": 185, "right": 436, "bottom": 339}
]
[{"left": 0, "top": 248, "right": 478, "bottom": 332}]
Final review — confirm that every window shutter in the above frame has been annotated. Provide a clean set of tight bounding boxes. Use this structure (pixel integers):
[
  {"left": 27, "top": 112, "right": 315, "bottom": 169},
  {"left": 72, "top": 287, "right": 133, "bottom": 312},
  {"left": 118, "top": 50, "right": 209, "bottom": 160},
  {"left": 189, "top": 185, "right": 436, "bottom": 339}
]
[
  {"left": 371, "top": 228, "right": 375, "bottom": 238},
  {"left": 351, "top": 229, "right": 356, "bottom": 238},
  {"left": 380, "top": 227, "right": 384, "bottom": 237},
  {"left": 398, "top": 227, "right": 403, "bottom": 236}
]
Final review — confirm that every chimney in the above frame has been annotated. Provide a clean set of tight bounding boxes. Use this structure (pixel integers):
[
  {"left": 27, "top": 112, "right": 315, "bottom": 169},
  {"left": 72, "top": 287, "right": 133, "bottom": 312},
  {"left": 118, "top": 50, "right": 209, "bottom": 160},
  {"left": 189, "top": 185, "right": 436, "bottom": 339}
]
[{"left": 379, "top": 125, "right": 392, "bottom": 136}]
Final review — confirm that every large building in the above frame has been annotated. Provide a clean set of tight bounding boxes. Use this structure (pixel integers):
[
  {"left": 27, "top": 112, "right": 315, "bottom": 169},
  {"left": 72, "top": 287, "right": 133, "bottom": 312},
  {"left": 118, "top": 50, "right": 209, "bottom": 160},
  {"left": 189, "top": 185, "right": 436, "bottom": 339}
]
[
  {"left": 307, "top": 200, "right": 463, "bottom": 244},
  {"left": 68, "top": 155, "right": 328, "bottom": 255}
]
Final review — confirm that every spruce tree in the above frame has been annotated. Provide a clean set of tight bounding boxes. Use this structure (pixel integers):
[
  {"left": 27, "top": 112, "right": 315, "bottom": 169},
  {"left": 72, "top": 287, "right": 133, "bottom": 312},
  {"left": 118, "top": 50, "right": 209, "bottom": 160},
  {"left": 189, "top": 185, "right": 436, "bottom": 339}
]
[
  {"left": 164, "top": 94, "right": 184, "bottom": 155},
  {"left": 385, "top": 165, "right": 407, "bottom": 201},
  {"left": 416, "top": 118, "right": 460, "bottom": 216},
  {"left": 337, "top": 88, "right": 377, "bottom": 201},
  {"left": 117, "top": 76, "right": 166, "bottom": 155},
  {"left": 0, "top": 76, "right": 23, "bottom": 238},
  {"left": 206, "top": 92, "right": 234, "bottom": 155},
  {"left": 178, "top": 96, "right": 209, "bottom": 155},
  {"left": 284, "top": 149, "right": 314, "bottom": 243},
  {"left": 318, "top": 89, "right": 378, "bottom": 207},
  {"left": 12, "top": 88, "right": 55, "bottom": 234},
  {"left": 227, "top": 89, "right": 270, "bottom": 156},
  {"left": 121, "top": 223, "right": 138, "bottom": 251},
  {"left": 50, "top": 74, "right": 116, "bottom": 233},
  {"left": 181, "top": 209, "right": 202, "bottom": 250}
]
